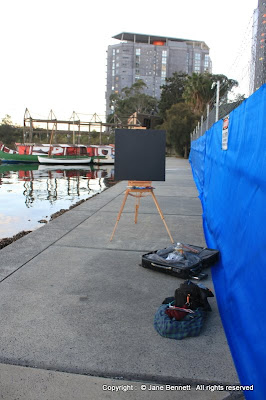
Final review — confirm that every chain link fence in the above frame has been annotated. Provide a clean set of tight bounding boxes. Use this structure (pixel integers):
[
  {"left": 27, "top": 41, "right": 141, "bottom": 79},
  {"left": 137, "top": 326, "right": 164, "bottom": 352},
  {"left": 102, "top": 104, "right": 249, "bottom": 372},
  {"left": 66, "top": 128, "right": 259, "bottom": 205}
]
[{"left": 190, "top": 91, "right": 245, "bottom": 141}]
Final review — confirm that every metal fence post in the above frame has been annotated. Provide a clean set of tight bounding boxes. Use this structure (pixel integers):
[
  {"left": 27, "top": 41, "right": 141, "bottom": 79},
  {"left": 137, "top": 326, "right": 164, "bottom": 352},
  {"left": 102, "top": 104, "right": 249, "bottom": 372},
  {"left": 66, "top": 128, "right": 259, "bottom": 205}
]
[
  {"left": 215, "top": 81, "right": 220, "bottom": 122},
  {"left": 206, "top": 104, "right": 210, "bottom": 130}
]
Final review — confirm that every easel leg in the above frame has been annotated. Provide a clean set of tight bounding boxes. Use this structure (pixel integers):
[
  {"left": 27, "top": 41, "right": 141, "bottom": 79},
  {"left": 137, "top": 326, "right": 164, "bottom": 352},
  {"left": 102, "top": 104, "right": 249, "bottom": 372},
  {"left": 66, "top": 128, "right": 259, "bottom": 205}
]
[
  {"left": 151, "top": 191, "right": 174, "bottom": 244},
  {"left": 110, "top": 190, "right": 129, "bottom": 241},
  {"left": 135, "top": 195, "right": 141, "bottom": 224}
]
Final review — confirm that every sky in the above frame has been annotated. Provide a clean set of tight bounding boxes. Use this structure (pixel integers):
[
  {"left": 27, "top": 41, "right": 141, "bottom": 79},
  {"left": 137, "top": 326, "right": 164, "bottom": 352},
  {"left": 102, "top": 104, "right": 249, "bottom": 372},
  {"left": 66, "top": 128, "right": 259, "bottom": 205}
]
[{"left": 0, "top": 0, "right": 258, "bottom": 126}]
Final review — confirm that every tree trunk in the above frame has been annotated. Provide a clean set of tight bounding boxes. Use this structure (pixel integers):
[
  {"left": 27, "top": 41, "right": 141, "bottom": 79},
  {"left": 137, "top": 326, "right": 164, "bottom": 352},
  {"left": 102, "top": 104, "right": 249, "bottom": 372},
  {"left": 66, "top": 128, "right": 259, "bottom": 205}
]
[{"left": 184, "top": 145, "right": 188, "bottom": 159}]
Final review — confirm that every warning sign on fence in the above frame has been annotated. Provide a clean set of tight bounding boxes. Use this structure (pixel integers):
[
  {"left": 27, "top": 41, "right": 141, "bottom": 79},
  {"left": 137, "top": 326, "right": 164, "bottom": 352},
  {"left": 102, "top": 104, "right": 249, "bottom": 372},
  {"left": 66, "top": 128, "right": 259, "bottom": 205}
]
[{"left": 222, "top": 115, "right": 229, "bottom": 150}]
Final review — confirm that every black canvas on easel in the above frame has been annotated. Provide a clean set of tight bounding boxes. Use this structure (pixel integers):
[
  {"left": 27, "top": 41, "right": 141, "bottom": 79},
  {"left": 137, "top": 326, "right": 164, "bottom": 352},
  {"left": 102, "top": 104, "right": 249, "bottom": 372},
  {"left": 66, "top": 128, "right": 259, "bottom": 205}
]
[{"left": 114, "top": 129, "right": 166, "bottom": 181}]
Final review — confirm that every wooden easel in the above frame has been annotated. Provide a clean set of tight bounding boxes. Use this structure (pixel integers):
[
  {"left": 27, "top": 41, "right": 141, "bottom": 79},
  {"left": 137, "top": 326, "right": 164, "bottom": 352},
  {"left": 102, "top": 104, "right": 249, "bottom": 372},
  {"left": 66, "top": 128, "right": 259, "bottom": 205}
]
[{"left": 110, "top": 181, "right": 174, "bottom": 243}]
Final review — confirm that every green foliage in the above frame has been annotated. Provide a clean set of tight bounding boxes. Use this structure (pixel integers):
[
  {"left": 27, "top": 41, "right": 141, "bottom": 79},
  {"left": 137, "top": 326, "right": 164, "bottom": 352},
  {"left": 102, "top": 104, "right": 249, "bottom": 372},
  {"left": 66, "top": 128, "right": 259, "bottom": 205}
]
[
  {"left": 158, "top": 72, "right": 239, "bottom": 157},
  {"left": 158, "top": 72, "right": 188, "bottom": 119},
  {"left": 0, "top": 115, "right": 23, "bottom": 148},
  {"left": 183, "top": 73, "right": 238, "bottom": 114},
  {"left": 0, "top": 113, "right": 113, "bottom": 147},
  {"left": 182, "top": 73, "right": 214, "bottom": 114},
  {"left": 121, "top": 79, "right": 147, "bottom": 97},
  {"left": 109, "top": 80, "right": 158, "bottom": 123},
  {"left": 78, "top": 130, "right": 114, "bottom": 145},
  {"left": 212, "top": 74, "right": 238, "bottom": 100},
  {"left": 160, "top": 103, "right": 198, "bottom": 158},
  {"left": 2, "top": 115, "right": 12, "bottom": 125}
]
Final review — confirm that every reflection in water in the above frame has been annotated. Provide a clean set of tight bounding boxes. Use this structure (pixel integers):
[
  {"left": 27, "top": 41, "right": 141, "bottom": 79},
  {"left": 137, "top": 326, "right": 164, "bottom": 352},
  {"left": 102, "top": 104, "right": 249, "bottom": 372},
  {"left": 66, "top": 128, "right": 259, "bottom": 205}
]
[
  {"left": 0, "top": 163, "right": 115, "bottom": 239},
  {"left": 23, "top": 180, "right": 34, "bottom": 207}
]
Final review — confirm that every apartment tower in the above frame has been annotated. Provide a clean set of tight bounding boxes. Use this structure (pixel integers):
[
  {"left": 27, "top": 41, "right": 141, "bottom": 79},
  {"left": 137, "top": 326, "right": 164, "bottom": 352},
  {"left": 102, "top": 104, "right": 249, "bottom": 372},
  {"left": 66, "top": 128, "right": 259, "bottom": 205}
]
[{"left": 106, "top": 32, "right": 212, "bottom": 116}]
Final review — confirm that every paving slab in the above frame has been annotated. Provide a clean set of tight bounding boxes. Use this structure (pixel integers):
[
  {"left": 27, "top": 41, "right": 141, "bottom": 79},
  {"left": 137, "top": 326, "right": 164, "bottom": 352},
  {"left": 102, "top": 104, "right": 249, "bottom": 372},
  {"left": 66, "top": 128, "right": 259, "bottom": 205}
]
[
  {"left": 152, "top": 185, "right": 199, "bottom": 197},
  {"left": 54, "top": 213, "right": 206, "bottom": 251},
  {"left": 102, "top": 194, "right": 202, "bottom": 215},
  {"left": 0, "top": 157, "right": 240, "bottom": 400},
  {"left": 0, "top": 364, "right": 232, "bottom": 400}
]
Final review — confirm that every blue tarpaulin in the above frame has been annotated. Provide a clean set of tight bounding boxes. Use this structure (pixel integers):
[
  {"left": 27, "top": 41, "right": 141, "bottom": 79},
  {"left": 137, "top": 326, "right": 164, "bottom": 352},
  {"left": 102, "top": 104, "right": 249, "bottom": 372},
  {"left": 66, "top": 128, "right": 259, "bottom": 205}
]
[{"left": 189, "top": 84, "right": 266, "bottom": 400}]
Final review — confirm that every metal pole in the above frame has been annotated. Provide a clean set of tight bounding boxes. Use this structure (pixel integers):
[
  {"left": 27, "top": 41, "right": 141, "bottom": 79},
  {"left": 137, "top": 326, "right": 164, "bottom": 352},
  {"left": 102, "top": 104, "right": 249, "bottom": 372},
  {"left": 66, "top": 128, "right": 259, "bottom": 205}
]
[
  {"left": 200, "top": 116, "right": 203, "bottom": 136},
  {"left": 29, "top": 118, "right": 33, "bottom": 142},
  {"left": 206, "top": 103, "right": 210, "bottom": 130},
  {"left": 73, "top": 111, "right": 75, "bottom": 145},
  {"left": 215, "top": 81, "right": 220, "bottom": 122}
]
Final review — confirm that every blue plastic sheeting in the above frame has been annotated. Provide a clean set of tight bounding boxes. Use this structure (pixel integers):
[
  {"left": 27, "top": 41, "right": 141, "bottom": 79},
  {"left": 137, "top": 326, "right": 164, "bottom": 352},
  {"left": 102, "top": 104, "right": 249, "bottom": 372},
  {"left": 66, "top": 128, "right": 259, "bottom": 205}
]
[
  {"left": 189, "top": 84, "right": 266, "bottom": 400},
  {"left": 189, "top": 134, "right": 206, "bottom": 198}
]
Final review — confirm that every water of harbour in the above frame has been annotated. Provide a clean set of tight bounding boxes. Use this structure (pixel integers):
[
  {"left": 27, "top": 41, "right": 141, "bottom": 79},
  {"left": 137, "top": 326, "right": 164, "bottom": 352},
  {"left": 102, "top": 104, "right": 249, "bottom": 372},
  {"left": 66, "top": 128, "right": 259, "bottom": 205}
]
[{"left": 0, "top": 163, "right": 115, "bottom": 240}]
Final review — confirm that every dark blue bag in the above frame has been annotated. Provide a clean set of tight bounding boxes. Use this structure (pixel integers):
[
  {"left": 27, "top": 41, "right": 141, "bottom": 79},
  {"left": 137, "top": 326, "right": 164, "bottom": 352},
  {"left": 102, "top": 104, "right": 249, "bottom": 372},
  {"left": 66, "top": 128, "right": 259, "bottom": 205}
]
[{"left": 154, "top": 304, "right": 205, "bottom": 340}]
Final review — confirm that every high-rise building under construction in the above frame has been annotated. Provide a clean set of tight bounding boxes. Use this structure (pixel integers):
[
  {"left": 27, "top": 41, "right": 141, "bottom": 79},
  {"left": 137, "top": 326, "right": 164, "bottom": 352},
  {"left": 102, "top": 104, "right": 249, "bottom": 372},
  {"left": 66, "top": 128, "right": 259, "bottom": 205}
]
[{"left": 106, "top": 32, "right": 212, "bottom": 116}]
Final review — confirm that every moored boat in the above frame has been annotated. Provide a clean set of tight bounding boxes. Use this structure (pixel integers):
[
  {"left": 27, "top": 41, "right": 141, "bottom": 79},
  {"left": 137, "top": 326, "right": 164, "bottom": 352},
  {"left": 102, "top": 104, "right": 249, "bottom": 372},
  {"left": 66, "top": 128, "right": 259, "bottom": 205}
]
[
  {"left": 0, "top": 144, "right": 39, "bottom": 163},
  {"left": 38, "top": 155, "right": 91, "bottom": 165},
  {"left": 38, "top": 144, "right": 91, "bottom": 164},
  {"left": 87, "top": 145, "right": 115, "bottom": 164},
  {"left": 0, "top": 143, "right": 91, "bottom": 164}
]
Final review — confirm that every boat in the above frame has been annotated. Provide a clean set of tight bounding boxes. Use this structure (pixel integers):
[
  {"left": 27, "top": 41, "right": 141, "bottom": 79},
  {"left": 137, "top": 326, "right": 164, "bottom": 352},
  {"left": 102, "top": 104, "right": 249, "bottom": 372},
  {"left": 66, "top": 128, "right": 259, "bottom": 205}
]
[
  {"left": 87, "top": 145, "right": 115, "bottom": 164},
  {"left": 0, "top": 143, "right": 62, "bottom": 163},
  {"left": 38, "top": 155, "right": 91, "bottom": 165},
  {"left": 37, "top": 143, "right": 92, "bottom": 164},
  {"left": 0, "top": 143, "right": 91, "bottom": 164},
  {"left": 0, "top": 144, "right": 37, "bottom": 163}
]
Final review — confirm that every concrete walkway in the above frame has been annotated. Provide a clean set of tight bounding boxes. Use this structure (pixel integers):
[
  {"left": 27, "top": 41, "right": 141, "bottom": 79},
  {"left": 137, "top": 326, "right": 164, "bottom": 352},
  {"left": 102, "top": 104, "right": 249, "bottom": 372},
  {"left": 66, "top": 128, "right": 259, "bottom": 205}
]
[{"left": 0, "top": 158, "right": 241, "bottom": 400}]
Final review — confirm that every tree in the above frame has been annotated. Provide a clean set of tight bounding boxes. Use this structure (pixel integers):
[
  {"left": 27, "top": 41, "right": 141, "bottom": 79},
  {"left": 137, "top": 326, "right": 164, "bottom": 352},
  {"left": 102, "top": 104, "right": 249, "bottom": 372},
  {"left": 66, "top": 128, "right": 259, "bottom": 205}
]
[
  {"left": 108, "top": 80, "right": 158, "bottom": 123},
  {"left": 160, "top": 103, "right": 198, "bottom": 158},
  {"left": 156, "top": 72, "right": 239, "bottom": 159},
  {"left": 158, "top": 72, "right": 188, "bottom": 119},
  {"left": 183, "top": 73, "right": 238, "bottom": 114},
  {"left": 121, "top": 79, "right": 147, "bottom": 97},
  {"left": 182, "top": 73, "right": 214, "bottom": 114},
  {"left": 2, "top": 114, "right": 12, "bottom": 125},
  {"left": 0, "top": 115, "right": 23, "bottom": 148},
  {"left": 212, "top": 74, "right": 238, "bottom": 102}
]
